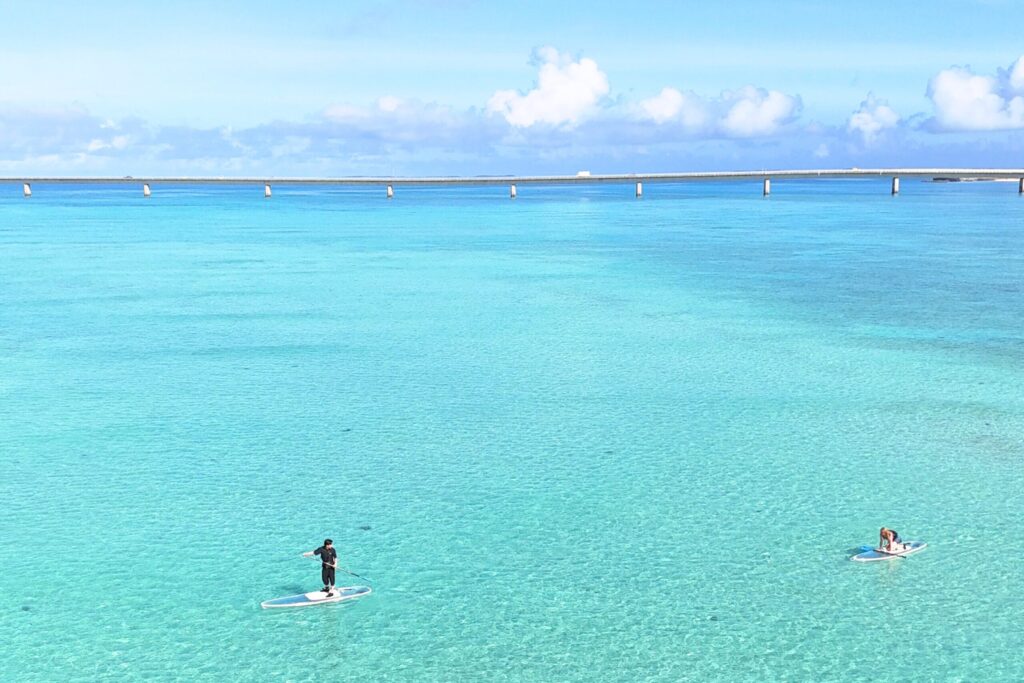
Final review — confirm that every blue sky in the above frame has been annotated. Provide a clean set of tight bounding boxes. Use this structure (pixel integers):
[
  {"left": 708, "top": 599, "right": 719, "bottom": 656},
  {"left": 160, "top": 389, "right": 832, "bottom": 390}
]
[{"left": 2, "top": 0, "right": 1023, "bottom": 175}]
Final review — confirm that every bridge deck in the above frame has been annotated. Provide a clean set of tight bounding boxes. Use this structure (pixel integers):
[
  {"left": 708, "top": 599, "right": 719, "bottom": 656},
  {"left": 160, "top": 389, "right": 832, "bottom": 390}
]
[{"left": 3, "top": 168, "right": 1024, "bottom": 186}]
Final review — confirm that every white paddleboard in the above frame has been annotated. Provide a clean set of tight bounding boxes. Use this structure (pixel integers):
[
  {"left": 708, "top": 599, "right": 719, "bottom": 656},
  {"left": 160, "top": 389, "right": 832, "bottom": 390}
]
[
  {"left": 261, "top": 585, "right": 372, "bottom": 609},
  {"left": 851, "top": 541, "right": 927, "bottom": 562}
]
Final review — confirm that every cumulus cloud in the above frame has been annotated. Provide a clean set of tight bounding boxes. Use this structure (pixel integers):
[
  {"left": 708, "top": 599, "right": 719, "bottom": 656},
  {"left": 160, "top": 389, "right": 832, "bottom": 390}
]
[
  {"left": 847, "top": 94, "right": 900, "bottom": 142},
  {"left": 11, "top": 48, "right": 1024, "bottom": 175},
  {"left": 1011, "top": 57, "right": 1024, "bottom": 91},
  {"left": 640, "top": 88, "right": 710, "bottom": 128},
  {"left": 487, "top": 47, "right": 609, "bottom": 128},
  {"left": 637, "top": 85, "right": 800, "bottom": 137},
  {"left": 721, "top": 87, "right": 801, "bottom": 136},
  {"left": 927, "top": 56, "right": 1024, "bottom": 130}
]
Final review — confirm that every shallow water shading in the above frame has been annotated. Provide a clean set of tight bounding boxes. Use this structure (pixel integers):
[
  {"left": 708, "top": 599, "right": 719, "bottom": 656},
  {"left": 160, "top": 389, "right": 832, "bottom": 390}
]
[{"left": 2, "top": 181, "right": 1023, "bottom": 681}]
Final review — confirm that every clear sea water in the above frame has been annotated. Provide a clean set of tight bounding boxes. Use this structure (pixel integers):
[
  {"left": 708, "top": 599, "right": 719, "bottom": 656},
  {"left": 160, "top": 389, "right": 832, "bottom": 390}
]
[{"left": 2, "top": 180, "right": 1023, "bottom": 682}]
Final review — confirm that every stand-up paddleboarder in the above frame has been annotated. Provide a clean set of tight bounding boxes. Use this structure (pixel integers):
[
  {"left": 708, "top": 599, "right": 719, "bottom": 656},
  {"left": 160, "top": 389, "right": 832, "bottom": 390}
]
[{"left": 303, "top": 539, "right": 337, "bottom": 596}]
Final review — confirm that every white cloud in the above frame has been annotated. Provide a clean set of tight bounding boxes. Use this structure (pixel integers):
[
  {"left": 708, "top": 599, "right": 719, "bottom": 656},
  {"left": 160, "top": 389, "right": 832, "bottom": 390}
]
[
  {"left": 927, "top": 56, "right": 1024, "bottom": 130},
  {"left": 487, "top": 47, "right": 609, "bottom": 128},
  {"left": 848, "top": 94, "right": 900, "bottom": 142},
  {"left": 721, "top": 87, "right": 800, "bottom": 137},
  {"left": 639, "top": 88, "right": 710, "bottom": 128},
  {"left": 637, "top": 85, "right": 800, "bottom": 137},
  {"left": 1011, "top": 57, "right": 1024, "bottom": 92},
  {"left": 13, "top": 50, "right": 1024, "bottom": 175}
]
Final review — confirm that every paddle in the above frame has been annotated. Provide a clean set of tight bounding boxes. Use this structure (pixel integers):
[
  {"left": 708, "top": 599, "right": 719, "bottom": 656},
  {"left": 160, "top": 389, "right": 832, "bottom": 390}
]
[{"left": 301, "top": 552, "right": 373, "bottom": 583}]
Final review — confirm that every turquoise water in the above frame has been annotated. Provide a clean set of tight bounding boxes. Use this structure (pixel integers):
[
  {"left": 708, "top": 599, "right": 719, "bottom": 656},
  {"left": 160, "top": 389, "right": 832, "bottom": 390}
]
[{"left": 2, "top": 180, "right": 1023, "bottom": 681}]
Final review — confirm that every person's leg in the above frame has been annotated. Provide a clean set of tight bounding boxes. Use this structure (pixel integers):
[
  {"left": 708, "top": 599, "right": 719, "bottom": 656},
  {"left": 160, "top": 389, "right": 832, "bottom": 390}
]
[
  {"left": 326, "top": 567, "right": 336, "bottom": 594},
  {"left": 322, "top": 565, "right": 331, "bottom": 592}
]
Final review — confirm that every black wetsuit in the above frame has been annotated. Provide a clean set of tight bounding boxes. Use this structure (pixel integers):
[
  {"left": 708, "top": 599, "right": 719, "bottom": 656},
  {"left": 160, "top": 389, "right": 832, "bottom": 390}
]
[{"left": 314, "top": 545, "right": 337, "bottom": 588}]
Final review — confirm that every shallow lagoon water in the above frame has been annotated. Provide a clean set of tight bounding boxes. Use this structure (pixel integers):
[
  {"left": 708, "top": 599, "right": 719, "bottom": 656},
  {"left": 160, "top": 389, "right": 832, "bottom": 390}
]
[{"left": 2, "top": 180, "right": 1023, "bottom": 681}]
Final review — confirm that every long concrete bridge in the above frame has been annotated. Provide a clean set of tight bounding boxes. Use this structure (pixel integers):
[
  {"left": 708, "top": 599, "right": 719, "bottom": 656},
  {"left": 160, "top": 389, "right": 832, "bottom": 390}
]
[{"left": 5, "top": 168, "right": 1024, "bottom": 198}]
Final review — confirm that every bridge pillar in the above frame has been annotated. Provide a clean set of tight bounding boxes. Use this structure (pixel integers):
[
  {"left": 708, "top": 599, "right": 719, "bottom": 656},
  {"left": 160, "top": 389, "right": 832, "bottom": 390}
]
[
  {"left": 1019, "top": 178, "right": 1023, "bottom": 194},
  {"left": 635, "top": 181, "right": 643, "bottom": 198},
  {"left": 763, "top": 178, "right": 771, "bottom": 196},
  {"left": 143, "top": 183, "right": 151, "bottom": 198},
  {"left": 891, "top": 177, "right": 900, "bottom": 195},
  {"left": 386, "top": 184, "right": 394, "bottom": 199},
  {"left": 264, "top": 183, "right": 272, "bottom": 198},
  {"left": 510, "top": 184, "right": 517, "bottom": 199},
  {"left": 23, "top": 182, "right": 31, "bottom": 198}
]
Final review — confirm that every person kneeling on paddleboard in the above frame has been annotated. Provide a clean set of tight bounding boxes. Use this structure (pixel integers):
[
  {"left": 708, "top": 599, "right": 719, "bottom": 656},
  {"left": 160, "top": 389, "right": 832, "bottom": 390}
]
[
  {"left": 879, "top": 527, "right": 904, "bottom": 552},
  {"left": 310, "top": 539, "right": 338, "bottom": 596}
]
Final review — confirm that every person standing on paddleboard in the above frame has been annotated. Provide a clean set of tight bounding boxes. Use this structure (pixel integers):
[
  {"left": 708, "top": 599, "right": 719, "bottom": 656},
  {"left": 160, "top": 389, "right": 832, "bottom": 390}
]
[{"left": 307, "top": 539, "right": 338, "bottom": 596}]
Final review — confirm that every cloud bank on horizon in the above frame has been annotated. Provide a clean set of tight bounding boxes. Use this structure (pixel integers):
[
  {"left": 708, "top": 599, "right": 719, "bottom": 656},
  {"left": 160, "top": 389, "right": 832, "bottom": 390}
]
[{"left": 2, "top": 47, "right": 1024, "bottom": 175}]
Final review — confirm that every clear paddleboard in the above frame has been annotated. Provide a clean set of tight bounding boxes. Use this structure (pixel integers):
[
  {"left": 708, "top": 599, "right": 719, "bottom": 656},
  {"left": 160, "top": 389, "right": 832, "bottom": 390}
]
[
  {"left": 261, "top": 585, "right": 372, "bottom": 609},
  {"left": 851, "top": 541, "right": 927, "bottom": 562}
]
